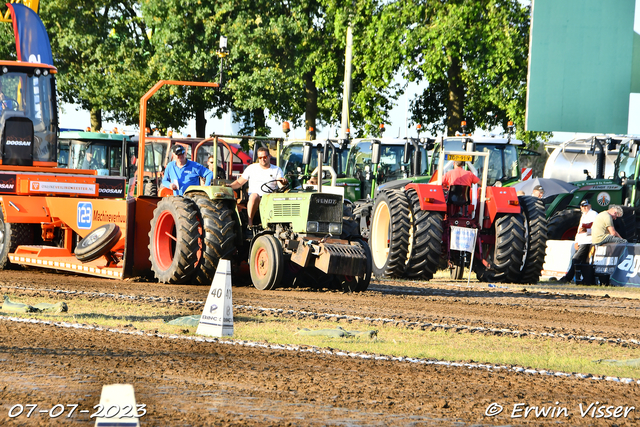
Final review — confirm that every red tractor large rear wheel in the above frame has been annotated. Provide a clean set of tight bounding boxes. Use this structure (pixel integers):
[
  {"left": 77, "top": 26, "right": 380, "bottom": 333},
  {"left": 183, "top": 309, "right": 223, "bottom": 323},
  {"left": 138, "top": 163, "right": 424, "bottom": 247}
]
[
  {"left": 405, "top": 188, "right": 443, "bottom": 280},
  {"left": 370, "top": 190, "right": 410, "bottom": 278},
  {"left": 148, "top": 197, "right": 200, "bottom": 284},
  {"left": 518, "top": 196, "right": 548, "bottom": 284},
  {"left": 475, "top": 214, "right": 526, "bottom": 283}
]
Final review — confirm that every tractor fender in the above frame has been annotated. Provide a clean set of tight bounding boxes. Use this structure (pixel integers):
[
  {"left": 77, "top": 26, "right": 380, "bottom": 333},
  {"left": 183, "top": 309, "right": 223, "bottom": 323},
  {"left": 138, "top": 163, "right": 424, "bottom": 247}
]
[
  {"left": 483, "top": 187, "right": 521, "bottom": 224},
  {"left": 404, "top": 183, "right": 446, "bottom": 212},
  {"left": 184, "top": 185, "right": 236, "bottom": 201}
]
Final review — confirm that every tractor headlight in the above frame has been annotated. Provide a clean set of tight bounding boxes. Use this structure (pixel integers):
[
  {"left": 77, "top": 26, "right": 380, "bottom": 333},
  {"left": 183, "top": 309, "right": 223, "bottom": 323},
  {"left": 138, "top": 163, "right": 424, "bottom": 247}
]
[
  {"left": 307, "top": 221, "right": 319, "bottom": 232},
  {"left": 329, "top": 223, "right": 341, "bottom": 234}
]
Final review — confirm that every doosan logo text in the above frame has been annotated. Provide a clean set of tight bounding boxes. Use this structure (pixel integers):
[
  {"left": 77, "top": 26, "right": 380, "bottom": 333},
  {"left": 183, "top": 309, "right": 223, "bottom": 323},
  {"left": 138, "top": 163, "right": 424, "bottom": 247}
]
[
  {"left": 6, "top": 140, "right": 30, "bottom": 146},
  {"left": 99, "top": 188, "right": 122, "bottom": 194}
]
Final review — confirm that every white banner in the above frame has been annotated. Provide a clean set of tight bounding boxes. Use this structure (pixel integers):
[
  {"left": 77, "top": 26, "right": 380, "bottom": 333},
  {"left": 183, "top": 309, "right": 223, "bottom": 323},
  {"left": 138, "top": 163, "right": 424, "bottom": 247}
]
[
  {"left": 30, "top": 181, "right": 96, "bottom": 195},
  {"left": 450, "top": 226, "right": 478, "bottom": 253}
]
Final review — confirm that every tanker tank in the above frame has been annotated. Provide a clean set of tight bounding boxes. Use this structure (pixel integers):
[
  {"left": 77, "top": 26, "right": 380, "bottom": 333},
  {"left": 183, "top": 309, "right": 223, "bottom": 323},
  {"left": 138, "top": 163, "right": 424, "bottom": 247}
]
[{"left": 543, "top": 137, "right": 618, "bottom": 182}]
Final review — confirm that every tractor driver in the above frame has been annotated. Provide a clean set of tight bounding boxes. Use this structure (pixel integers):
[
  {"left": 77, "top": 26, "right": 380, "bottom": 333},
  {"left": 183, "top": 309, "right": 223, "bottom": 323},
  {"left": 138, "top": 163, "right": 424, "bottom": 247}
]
[
  {"left": 442, "top": 160, "right": 480, "bottom": 189},
  {"left": 162, "top": 144, "right": 213, "bottom": 196},
  {"left": 228, "top": 146, "right": 287, "bottom": 227}
]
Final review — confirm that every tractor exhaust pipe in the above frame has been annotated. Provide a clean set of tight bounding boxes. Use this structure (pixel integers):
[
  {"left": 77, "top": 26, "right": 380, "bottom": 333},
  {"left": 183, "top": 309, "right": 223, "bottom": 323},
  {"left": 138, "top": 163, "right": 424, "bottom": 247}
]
[{"left": 317, "top": 143, "right": 323, "bottom": 193}]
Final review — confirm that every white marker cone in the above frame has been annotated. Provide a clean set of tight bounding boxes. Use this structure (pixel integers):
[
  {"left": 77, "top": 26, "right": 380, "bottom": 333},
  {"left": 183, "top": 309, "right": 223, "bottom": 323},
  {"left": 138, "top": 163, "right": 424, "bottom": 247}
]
[
  {"left": 94, "top": 384, "right": 140, "bottom": 426},
  {"left": 196, "top": 259, "right": 234, "bottom": 337}
]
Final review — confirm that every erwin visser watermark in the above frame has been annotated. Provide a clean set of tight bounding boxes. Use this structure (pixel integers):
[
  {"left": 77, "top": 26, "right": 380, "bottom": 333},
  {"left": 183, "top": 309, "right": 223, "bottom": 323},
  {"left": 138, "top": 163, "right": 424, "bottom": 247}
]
[{"left": 485, "top": 402, "right": 635, "bottom": 419}]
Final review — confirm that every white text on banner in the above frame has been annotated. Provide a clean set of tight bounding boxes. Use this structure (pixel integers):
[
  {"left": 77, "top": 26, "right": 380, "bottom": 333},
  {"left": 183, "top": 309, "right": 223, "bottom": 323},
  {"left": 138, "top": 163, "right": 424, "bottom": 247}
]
[{"left": 450, "top": 226, "right": 478, "bottom": 253}]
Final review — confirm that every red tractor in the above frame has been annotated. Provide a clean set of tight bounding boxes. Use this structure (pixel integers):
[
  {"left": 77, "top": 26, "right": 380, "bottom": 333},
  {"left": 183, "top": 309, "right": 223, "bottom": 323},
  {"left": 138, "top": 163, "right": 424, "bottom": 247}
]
[{"left": 369, "top": 147, "right": 547, "bottom": 284}]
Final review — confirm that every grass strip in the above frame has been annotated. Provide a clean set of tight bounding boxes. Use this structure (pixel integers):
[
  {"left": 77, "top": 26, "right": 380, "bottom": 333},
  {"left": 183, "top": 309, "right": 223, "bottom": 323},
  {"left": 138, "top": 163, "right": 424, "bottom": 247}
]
[{"left": 3, "top": 294, "right": 640, "bottom": 380}]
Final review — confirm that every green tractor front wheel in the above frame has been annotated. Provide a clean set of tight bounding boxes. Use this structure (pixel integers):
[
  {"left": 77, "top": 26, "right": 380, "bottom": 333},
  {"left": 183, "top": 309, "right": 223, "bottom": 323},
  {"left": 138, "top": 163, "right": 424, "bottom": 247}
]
[{"left": 250, "top": 234, "right": 284, "bottom": 290}]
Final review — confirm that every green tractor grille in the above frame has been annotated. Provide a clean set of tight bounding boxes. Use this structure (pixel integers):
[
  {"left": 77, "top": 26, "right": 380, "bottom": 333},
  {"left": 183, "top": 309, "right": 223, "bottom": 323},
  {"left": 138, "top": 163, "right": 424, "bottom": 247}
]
[{"left": 274, "top": 203, "right": 301, "bottom": 217}]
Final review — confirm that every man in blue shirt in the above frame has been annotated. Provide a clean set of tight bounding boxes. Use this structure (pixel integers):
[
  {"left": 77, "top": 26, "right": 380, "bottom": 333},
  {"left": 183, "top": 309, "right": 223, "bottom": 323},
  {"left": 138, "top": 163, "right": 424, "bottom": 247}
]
[{"left": 162, "top": 144, "right": 213, "bottom": 196}]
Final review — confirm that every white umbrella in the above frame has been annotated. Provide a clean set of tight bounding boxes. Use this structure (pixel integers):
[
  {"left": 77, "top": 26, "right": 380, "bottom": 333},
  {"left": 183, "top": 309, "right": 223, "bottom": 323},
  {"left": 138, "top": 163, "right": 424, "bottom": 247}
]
[{"left": 513, "top": 177, "right": 577, "bottom": 197}]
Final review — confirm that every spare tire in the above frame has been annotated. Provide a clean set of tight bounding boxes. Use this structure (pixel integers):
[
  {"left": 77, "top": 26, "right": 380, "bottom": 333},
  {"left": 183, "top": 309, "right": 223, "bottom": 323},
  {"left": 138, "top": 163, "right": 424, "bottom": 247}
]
[{"left": 75, "top": 223, "right": 122, "bottom": 262}]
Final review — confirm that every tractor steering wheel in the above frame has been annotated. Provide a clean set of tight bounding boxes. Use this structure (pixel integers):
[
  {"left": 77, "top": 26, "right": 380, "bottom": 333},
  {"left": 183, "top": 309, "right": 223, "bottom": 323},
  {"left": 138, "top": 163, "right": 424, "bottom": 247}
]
[
  {"left": 261, "top": 179, "right": 290, "bottom": 194},
  {"left": 1, "top": 98, "right": 18, "bottom": 111}
]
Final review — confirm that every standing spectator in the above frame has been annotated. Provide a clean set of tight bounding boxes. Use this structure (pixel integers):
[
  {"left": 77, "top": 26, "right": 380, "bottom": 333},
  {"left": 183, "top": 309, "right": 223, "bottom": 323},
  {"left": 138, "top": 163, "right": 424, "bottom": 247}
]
[{"left": 162, "top": 145, "right": 213, "bottom": 196}]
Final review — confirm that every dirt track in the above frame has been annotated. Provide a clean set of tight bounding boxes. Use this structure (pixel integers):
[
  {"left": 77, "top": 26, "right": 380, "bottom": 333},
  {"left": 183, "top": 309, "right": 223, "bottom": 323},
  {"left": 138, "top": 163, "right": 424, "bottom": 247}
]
[{"left": 2, "top": 269, "right": 640, "bottom": 426}]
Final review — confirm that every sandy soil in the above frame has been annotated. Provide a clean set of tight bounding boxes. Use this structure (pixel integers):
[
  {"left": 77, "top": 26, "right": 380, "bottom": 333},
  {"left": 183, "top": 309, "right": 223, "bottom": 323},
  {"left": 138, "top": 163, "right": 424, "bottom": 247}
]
[{"left": 1, "top": 269, "right": 640, "bottom": 426}]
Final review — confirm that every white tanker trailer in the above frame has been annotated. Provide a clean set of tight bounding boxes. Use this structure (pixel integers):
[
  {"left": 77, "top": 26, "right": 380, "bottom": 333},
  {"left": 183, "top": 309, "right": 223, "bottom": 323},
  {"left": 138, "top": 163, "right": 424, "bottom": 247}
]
[{"left": 543, "top": 136, "right": 619, "bottom": 182}]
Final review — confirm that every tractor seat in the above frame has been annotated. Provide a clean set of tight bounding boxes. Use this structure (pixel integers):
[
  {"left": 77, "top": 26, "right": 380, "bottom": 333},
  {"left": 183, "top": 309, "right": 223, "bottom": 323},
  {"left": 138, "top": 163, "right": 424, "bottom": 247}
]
[{"left": 448, "top": 185, "right": 470, "bottom": 206}]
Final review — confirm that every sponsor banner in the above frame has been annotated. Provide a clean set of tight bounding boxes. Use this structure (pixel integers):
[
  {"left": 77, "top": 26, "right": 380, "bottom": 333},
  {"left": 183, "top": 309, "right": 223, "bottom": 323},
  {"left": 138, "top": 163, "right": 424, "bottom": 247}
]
[
  {"left": 30, "top": 181, "right": 96, "bottom": 195},
  {"left": 592, "top": 244, "right": 627, "bottom": 276},
  {"left": 77, "top": 202, "right": 93, "bottom": 230},
  {"left": 611, "top": 244, "right": 640, "bottom": 287},
  {"left": 96, "top": 177, "right": 126, "bottom": 198},
  {"left": 0, "top": 174, "right": 16, "bottom": 194},
  {"left": 450, "top": 226, "right": 478, "bottom": 253},
  {"left": 7, "top": 3, "right": 53, "bottom": 65}
]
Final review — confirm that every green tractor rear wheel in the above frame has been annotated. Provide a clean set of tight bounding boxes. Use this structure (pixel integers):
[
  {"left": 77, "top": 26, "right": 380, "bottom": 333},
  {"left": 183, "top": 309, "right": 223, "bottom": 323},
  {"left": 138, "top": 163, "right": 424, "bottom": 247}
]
[
  {"left": 335, "top": 239, "right": 372, "bottom": 292},
  {"left": 191, "top": 197, "right": 236, "bottom": 285},
  {"left": 547, "top": 209, "right": 581, "bottom": 240}
]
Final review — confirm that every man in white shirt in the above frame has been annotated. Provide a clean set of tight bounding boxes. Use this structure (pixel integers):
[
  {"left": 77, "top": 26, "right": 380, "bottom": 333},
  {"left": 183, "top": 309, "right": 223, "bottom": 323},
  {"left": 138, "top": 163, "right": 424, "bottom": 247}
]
[
  {"left": 228, "top": 146, "right": 287, "bottom": 227},
  {"left": 560, "top": 199, "right": 598, "bottom": 282}
]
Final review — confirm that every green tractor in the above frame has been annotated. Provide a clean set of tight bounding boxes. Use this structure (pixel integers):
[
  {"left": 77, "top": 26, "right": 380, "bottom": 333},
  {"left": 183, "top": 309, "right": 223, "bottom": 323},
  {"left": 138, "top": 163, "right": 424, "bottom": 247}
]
[
  {"left": 334, "top": 136, "right": 433, "bottom": 239},
  {"left": 545, "top": 135, "right": 640, "bottom": 242},
  {"left": 147, "top": 135, "right": 372, "bottom": 291}
]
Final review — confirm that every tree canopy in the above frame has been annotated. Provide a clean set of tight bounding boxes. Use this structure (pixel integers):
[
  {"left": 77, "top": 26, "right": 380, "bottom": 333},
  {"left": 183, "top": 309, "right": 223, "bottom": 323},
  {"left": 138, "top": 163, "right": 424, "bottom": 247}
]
[
  {"left": 400, "top": 0, "right": 549, "bottom": 144},
  {"left": 25, "top": 0, "right": 544, "bottom": 145}
]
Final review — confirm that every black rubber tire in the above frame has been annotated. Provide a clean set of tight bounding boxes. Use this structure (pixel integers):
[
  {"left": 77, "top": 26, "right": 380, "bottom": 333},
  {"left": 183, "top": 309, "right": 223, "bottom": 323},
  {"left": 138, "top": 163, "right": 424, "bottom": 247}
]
[
  {"left": 547, "top": 209, "right": 581, "bottom": 240},
  {"left": 341, "top": 201, "right": 360, "bottom": 239},
  {"left": 475, "top": 214, "right": 526, "bottom": 283},
  {"left": 143, "top": 181, "right": 158, "bottom": 196},
  {"left": 75, "top": 224, "right": 122, "bottom": 262},
  {"left": 0, "top": 216, "right": 33, "bottom": 269},
  {"left": 335, "top": 239, "right": 372, "bottom": 292},
  {"left": 148, "top": 197, "right": 200, "bottom": 284},
  {"left": 191, "top": 197, "right": 237, "bottom": 285},
  {"left": 618, "top": 206, "right": 636, "bottom": 242},
  {"left": 250, "top": 234, "right": 283, "bottom": 290},
  {"left": 518, "top": 196, "right": 548, "bottom": 284},
  {"left": 449, "top": 251, "right": 465, "bottom": 280},
  {"left": 404, "top": 188, "right": 444, "bottom": 280},
  {"left": 370, "top": 189, "right": 411, "bottom": 278}
]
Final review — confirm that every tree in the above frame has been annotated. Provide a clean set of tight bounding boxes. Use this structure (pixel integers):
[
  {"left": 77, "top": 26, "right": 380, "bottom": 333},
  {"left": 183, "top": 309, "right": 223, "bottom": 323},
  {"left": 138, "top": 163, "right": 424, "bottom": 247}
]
[
  {"left": 402, "top": 0, "right": 549, "bottom": 146},
  {"left": 209, "top": 0, "right": 406, "bottom": 138},
  {"left": 140, "top": 0, "right": 233, "bottom": 137},
  {"left": 41, "top": 0, "right": 154, "bottom": 131}
]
